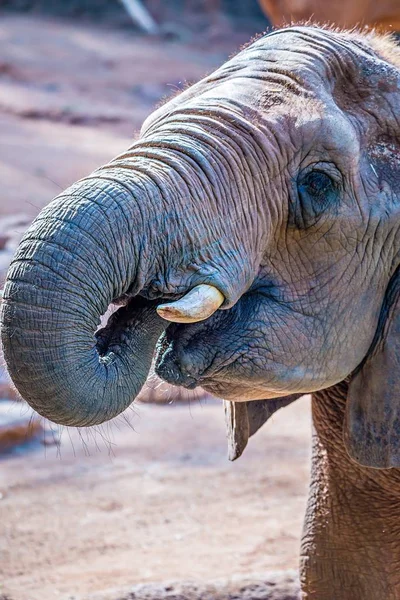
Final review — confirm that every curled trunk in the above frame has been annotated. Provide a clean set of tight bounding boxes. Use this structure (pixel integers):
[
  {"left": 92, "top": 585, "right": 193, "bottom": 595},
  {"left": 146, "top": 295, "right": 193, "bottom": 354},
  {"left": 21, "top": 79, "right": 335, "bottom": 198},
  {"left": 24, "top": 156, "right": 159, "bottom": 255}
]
[{"left": 1, "top": 175, "right": 166, "bottom": 426}]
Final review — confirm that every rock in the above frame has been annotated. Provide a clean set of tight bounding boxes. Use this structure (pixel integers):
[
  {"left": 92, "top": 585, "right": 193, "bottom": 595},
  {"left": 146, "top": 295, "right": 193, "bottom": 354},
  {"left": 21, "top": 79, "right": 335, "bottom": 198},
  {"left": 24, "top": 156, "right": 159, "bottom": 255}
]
[{"left": 81, "top": 571, "right": 300, "bottom": 600}]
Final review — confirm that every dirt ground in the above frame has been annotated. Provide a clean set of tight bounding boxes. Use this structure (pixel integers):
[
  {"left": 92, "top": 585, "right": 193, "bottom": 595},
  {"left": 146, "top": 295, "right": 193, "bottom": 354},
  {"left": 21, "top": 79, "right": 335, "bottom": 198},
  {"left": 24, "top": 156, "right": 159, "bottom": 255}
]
[
  {"left": 0, "top": 12, "right": 310, "bottom": 600},
  {"left": 1, "top": 398, "right": 310, "bottom": 600}
]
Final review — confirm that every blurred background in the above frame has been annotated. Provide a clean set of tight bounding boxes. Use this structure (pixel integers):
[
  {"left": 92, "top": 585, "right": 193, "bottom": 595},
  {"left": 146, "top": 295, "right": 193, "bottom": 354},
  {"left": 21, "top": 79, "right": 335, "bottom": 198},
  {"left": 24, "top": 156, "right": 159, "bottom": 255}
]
[{"left": 0, "top": 2, "right": 399, "bottom": 599}]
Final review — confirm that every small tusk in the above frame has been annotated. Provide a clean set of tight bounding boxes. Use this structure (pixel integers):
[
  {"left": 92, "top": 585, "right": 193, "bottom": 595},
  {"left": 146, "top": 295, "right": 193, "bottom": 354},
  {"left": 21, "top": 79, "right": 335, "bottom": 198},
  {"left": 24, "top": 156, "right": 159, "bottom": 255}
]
[{"left": 156, "top": 284, "right": 224, "bottom": 323}]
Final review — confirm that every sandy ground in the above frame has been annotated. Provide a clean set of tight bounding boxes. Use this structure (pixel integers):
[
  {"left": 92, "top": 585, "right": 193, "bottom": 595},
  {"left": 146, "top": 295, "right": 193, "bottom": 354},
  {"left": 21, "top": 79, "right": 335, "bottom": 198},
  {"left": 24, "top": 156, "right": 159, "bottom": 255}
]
[
  {"left": 1, "top": 397, "right": 310, "bottom": 600},
  {"left": 0, "top": 12, "right": 310, "bottom": 600}
]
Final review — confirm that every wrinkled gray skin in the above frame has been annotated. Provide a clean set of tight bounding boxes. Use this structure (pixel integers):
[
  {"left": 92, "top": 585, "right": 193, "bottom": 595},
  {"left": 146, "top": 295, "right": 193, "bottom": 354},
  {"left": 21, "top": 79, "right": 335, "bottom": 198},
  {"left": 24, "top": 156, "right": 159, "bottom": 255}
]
[{"left": 3, "top": 26, "right": 400, "bottom": 599}]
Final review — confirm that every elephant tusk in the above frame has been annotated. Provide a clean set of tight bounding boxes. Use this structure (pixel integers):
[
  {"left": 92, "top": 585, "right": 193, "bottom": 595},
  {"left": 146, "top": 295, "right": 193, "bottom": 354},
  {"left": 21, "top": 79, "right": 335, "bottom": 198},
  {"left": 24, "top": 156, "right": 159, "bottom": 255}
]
[{"left": 156, "top": 284, "right": 224, "bottom": 323}]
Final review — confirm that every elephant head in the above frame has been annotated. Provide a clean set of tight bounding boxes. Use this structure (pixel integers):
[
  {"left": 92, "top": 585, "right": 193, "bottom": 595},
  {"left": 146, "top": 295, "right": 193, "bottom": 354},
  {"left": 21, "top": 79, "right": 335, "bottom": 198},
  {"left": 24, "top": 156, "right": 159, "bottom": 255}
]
[{"left": 2, "top": 26, "right": 400, "bottom": 468}]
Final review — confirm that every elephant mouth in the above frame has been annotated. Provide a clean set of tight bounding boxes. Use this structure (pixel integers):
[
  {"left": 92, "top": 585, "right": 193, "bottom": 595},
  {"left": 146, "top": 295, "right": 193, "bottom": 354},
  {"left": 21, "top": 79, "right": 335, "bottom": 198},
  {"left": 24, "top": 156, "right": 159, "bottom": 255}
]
[
  {"left": 85, "top": 286, "right": 273, "bottom": 408},
  {"left": 151, "top": 296, "right": 308, "bottom": 402},
  {"left": 95, "top": 294, "right": 228, "bottom": 394},
  {"left": 153, "top": 319, "right": 251, "bottom": 398}
]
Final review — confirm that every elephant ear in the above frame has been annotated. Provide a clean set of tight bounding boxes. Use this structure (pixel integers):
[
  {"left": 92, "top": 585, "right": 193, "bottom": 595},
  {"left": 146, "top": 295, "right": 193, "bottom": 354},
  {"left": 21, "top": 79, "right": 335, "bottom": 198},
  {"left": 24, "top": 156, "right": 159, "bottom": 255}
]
[
  {"left": 345, "top": 272, "right": 400, "bottom": 468},
  {"left": 224, "top": 396, "right": 300, "bottom": 461}
]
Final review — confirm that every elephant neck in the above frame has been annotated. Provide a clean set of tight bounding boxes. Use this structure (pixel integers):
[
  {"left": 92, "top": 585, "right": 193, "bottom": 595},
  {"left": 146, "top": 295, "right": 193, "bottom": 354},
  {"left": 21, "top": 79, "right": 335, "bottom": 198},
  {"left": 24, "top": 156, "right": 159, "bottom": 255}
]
[{"left": 300, "top": 386, "right": 400, "bottom": 599}]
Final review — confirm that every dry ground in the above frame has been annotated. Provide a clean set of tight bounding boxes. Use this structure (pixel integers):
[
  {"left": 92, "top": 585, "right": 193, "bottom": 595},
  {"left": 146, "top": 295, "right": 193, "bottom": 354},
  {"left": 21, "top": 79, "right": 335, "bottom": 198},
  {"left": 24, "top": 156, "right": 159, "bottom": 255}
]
[
  {"left": 1, "top": 398, "right": 310, "bottom": 600},
  {"left": 0, "top": 13, "right": 310, "bottom": 600}
]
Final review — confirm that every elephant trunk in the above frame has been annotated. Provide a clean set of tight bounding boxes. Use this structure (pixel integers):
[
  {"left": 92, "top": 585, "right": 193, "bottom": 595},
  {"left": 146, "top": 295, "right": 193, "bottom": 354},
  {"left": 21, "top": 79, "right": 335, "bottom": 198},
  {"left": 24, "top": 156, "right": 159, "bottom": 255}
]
[
  {"left": 1, "top": 172, "right": 169, "bottom": 426},
  {"left": 1, "top": 124, "right": 256, "bottom": 426}
]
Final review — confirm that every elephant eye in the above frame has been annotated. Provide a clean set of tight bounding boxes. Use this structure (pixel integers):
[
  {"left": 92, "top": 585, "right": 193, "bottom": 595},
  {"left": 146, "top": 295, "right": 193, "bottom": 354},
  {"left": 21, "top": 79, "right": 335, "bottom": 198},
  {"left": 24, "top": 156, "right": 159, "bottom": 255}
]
[
  {"left": 299, "top": 171, "right": 335, "bottom": 203},
  {"left": 296, "top": 169, "right": 339, "bottom": 227}
]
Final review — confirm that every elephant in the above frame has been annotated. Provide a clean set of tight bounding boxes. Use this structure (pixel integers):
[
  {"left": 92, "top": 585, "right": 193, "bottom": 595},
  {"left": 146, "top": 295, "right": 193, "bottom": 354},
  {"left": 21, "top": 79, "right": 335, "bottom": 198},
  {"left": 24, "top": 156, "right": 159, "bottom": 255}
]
[{"left": 2, "top": 24, "right": 400, "bottom": 600}]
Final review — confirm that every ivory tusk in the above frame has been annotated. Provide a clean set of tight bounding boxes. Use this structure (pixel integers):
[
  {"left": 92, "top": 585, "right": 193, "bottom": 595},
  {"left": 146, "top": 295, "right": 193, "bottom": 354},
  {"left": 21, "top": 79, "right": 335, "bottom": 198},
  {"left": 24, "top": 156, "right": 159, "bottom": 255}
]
[{"left": 156, "top": 284, "right": 224, "bottom": 323}]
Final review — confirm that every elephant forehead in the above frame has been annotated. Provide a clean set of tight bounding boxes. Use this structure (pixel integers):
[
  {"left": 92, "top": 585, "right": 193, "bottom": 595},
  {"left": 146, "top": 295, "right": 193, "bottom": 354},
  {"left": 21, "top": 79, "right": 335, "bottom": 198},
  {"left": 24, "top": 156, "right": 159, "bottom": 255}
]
[
  {"left": 247, "top": 27, "right": 368, "bottom": 73},
  {"left": 143, "top": 26, "right": 399, "bottom": 150},
  {"left": 181, "top": 31, "right": 384, "bottom": 123},
  {"left": 236, "top": 27, "right": 397, "bottom": 101}
]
